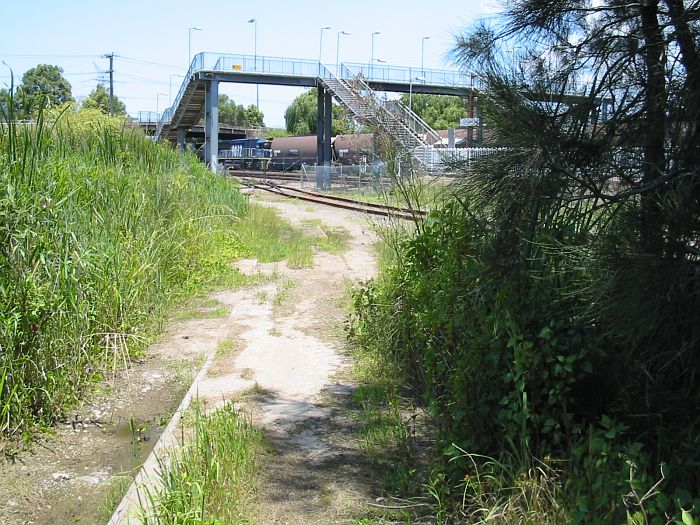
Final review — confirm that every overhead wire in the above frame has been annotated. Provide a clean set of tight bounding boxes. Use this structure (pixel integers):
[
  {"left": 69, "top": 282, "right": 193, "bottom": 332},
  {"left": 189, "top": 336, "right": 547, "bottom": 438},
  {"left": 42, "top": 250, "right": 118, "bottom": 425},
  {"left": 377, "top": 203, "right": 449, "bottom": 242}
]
[
  {"left": 0, "top": 53, "right": 102, "bottom": 59},
  {"left": 117, "top": 56, "right": 185, "bottom": 71}
]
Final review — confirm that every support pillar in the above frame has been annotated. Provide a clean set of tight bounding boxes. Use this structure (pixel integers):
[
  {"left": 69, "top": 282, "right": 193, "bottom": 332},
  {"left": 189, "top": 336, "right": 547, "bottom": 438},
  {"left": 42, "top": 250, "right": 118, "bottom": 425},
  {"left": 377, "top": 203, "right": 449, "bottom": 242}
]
[
  {"left": 316, "top": 85, "right": 333, "bottom": 188},
  {"left": 323, "top": 90, "right": 332, "bottom": 168},
  {"left": 204, "top": 79, "right": 219, "bottom": 172},
  {"left": 316, "top": 86, "right": 325, "bottom": 166},
  {"left": 176, "top": 127, "right": 186, "bottom": 151}
]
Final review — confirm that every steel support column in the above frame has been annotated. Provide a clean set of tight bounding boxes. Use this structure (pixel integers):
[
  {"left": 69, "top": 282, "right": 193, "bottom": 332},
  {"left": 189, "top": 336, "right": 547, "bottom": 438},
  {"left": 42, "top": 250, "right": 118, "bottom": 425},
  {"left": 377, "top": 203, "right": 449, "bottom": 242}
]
[
  {"left": 204, "top": 79, "right": 219, "bottom": 172},
  {"left": 323, "top": 90, "right": 332, "bottom": 168},
  {"left": 176, "top": 127, "right": 186, "bottom": 151},
  {"left": 316, "top": 86, "right": 325, "bottom": 166}
]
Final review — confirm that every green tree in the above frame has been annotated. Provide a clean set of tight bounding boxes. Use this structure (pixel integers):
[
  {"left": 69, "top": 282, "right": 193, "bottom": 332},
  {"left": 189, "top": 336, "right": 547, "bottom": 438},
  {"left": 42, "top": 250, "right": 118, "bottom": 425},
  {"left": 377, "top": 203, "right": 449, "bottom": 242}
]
[
  {"left": 218, "top": 94, "right": 246, "bottom": 126},
  {"left": 444, "top": 0, "right": 700, "bottom": 516},
  {"left": 218, "top": 94, "right": 264, "bottom": 127},
  {"left": 0, "top": 88, "right": 9, "bottom": 119},
  {"left": 17, "top": 64, "right": 73, "bottom": 117},
  {"left": 284, "top": 88, "right": 352, "bottom": 135},
  {"left": 398, "top": 93, "right": 467, "bottom": 129},
  {"left": 82, "top": 84, "right": 126, "bottom": 115},
  {"left": 244, "top": 104, "right": 264, "bottom": 128}
]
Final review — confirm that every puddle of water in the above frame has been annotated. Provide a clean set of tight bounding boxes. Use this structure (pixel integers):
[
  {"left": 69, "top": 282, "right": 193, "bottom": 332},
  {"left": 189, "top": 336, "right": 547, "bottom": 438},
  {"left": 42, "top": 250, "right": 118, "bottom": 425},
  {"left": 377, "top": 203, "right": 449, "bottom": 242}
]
[
  {"left": 108, "top": 416, "right": 167, "bottom": 475},
  {"left": 29, "top": 387, "right": 189, "bottom": 525}
]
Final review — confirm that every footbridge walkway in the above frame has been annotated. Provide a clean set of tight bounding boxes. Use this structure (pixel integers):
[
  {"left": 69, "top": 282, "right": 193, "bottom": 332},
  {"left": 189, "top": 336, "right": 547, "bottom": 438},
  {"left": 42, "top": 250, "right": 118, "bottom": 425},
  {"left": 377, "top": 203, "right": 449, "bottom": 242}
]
[
  {"left": 155, "top": 52, "right": 478, "bottom": 171},
  {"left": 155, "top": 52, "right": 608, "bottom": 172}
]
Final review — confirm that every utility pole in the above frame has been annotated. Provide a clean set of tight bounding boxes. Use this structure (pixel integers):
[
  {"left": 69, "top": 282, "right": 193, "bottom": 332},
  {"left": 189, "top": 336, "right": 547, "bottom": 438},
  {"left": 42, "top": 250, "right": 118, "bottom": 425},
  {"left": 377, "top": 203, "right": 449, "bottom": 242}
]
[{"left": 103, "top": 53, "right": 115, "bottom": 116}]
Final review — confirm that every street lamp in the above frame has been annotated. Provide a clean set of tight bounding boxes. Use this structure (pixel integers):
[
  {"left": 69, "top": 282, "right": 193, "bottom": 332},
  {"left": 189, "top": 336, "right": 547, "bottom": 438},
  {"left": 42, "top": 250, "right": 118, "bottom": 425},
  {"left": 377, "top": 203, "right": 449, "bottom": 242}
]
[
  {"left": 336, "top": 30, "right": 350, "bottom": 75},
  {"left": 370, "top": 31, "right": 380, "bottom": 78},
  {"left": 156, "top": 92, "right": 167, "bottom": 114},
  {"left": 188, "top": 26, "right": 202, "bottom": 67},
  {"left": 421, "top": 36, "right": 430, "bottom": 75},
  {"left": 319, "top": 26, "right": 331, "bottom": 73},
  {"left": 248, "top": 18, "right": 258, "bottom": 108},
  {"left": 409, "top": 76, "right": 425, "bottom": 111},
  {"left": 169, "top": 73, "right": 185, "bottom": 106}
]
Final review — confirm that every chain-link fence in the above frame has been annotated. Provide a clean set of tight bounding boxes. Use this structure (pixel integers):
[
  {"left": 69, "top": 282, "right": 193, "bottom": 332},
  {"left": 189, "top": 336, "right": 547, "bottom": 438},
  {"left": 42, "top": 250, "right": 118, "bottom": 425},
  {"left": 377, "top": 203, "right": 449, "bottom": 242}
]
[{"left": 300, "top": 163, "right": 392, "bottom": 190}]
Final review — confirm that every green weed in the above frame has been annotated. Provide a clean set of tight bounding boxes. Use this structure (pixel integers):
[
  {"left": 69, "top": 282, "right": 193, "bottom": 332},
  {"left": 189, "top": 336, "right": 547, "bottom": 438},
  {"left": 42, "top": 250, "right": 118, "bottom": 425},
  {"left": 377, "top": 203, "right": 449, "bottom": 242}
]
[
  {"left": 235, "top": 204, "right": 315, "bottom": 267},
  {"left": 214, "top": 339, "right": 236, "bottom": 359},
  {"left": 302, "top": 219, "right": 351, "bottom": 255},
  {"left": 137, "top": 401, "right": 265, "bottom": 524}
]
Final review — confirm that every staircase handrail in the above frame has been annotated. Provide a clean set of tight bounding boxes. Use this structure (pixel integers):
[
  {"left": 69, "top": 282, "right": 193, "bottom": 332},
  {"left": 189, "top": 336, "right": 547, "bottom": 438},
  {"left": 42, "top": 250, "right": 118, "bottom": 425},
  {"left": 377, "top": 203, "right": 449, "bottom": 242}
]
[
  {"left": 319, "top": 64, "right": 441, "bottom": 169},
  {"left": 383, "top": 99, "right": 441, "bottom": 146},
  {"left": 351, "top": 75, "right": 426, "bottom": 146},
  {"left": 154, "top": 53, "right": 205, "bottom": 141}
]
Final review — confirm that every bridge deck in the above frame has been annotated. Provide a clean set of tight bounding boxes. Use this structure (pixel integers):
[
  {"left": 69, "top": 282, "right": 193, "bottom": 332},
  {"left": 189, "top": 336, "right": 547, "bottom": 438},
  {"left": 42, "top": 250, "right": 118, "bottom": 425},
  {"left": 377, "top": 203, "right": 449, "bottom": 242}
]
[
  {"left": 155, "top": 52, "right": 477, "bottom": 145},
  {"left": 187, "top": 53, "right": 473, "bottom": 94}
]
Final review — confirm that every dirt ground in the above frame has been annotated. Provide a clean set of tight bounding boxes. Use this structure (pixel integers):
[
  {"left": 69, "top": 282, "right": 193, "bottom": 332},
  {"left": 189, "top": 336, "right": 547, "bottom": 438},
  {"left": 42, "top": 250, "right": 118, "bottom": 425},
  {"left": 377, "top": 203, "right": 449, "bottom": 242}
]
[{"left": 0, "top": 191, "right": 403, "bottom": 524}]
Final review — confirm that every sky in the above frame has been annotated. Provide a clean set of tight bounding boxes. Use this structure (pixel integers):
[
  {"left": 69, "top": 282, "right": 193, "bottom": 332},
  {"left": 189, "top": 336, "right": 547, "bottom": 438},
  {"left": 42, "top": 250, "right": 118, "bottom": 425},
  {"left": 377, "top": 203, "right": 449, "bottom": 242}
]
[{"left": 0, "top": 0, "right": 497, "bottom": 128}]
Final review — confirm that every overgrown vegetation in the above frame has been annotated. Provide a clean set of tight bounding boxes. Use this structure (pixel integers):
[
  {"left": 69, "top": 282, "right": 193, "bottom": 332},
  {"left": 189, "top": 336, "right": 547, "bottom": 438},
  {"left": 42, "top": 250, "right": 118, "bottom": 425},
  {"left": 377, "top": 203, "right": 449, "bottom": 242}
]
[
  {"left": 348, "top": 2, "right": 700, "bottom": 523},
  {"left": 0, "top": 87, "right": 248, "bottom": 446},
  {"left": 137, "top": 401, "right": 265, "bottom": 524}
]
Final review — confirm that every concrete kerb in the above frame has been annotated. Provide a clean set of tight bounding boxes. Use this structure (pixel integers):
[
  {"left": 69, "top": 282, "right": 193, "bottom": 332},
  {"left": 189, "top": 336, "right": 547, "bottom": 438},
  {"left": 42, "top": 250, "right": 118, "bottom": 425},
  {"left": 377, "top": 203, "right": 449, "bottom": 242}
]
[{"left": 106, "top": 350, "right": 218, "bottom": 525}]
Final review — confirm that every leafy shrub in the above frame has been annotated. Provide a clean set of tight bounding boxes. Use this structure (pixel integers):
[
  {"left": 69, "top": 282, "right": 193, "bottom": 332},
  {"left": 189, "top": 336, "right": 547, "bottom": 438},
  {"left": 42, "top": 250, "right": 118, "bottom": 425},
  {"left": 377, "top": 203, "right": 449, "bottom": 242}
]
[{"left": 348, "top": 196, "right": 699, "bottom": 522}]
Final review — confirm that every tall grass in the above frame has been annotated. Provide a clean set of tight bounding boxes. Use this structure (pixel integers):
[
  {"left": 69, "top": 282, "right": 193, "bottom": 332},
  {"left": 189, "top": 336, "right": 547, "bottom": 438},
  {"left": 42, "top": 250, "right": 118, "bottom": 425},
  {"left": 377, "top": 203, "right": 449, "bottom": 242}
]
[
  {"left": 0, "top": 90, "right": 247, "bottom": 444},
  {"left": 137, "top": 401, "right": 264, "bottom": 524}
]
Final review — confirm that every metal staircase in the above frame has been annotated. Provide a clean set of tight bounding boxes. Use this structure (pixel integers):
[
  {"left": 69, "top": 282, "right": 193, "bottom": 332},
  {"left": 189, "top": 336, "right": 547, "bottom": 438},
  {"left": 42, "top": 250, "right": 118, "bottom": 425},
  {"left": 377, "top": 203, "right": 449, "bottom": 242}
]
[
  {"left": 153, "top": 57, "right": 209, "bottom": 143},
  {"left": 319, "top": 65, "right": 442, "bottom": 170},
  {"left": 154, "top": 79, "right": 205, "bottom": 142}
]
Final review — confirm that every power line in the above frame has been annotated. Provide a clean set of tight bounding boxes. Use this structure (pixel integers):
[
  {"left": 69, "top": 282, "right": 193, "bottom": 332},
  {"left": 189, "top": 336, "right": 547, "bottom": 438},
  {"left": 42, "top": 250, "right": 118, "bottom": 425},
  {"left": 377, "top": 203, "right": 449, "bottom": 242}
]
[
  {"left": 118, "top": 56, "right": 183, "bottom": 71},
  {"left": 114, "top": 80, "right": 169, "bottom": 86},
  {"left": 0, "top": 53, "right": 101, "bottom": 59}
]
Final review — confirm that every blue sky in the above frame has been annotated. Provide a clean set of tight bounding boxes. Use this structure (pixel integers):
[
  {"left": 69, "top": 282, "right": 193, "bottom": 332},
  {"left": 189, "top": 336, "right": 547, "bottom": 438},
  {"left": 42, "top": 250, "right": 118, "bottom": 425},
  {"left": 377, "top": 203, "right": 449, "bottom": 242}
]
[{"left": 0, "top": 0, "right": 495, "bottom": 127}]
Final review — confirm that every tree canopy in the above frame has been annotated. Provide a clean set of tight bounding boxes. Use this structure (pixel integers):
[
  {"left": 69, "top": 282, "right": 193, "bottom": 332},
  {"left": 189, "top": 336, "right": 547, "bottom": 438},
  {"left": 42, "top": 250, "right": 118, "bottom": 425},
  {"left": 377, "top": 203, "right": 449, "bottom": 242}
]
[
  {"left": 398, "top": 94, "right": 467, "bottom": 130},
  {"left": 218, "top": 94, "right": 264, "bottom": 128},
  {"left": 82, "top": 84, "right": 126, "bottom": 115},
  {"left": 284, "top": 88, "right": 353, "bottom": 136},
  {"left": 430, "top": 0, "right": 700, "bottom": 519},
  {"left": 17, "top": 64, "right": 73, "bottom": 117}
]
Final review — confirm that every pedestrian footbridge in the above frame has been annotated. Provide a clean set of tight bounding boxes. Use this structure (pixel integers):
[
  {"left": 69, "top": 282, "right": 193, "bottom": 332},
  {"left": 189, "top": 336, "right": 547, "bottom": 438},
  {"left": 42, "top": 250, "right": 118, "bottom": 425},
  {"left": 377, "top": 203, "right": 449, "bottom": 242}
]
[
  {"left": 155, "top": 52, "right": 607, "bottom": 172},
  {"left": 155, "top": 52, "right": 479, "bottom": 171}
]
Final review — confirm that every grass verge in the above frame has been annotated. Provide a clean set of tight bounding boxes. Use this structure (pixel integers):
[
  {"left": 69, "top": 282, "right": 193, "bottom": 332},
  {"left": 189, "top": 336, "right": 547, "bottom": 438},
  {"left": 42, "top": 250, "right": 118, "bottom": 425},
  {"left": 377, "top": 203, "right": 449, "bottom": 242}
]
[
  {"left": 137, "top": 401, "right": 266, "bottom": 524},
  {"left": 0, "top": 95, "right": 251, "bottom": 447},
  {"left": 236, "top": 204, "right": 351, "bottom": 268}
]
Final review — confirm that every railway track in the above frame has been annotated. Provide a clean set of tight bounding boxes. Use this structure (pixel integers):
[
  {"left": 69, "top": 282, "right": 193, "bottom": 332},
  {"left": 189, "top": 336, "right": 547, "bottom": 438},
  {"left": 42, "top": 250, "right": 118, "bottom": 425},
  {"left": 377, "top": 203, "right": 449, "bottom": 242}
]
[
  {"left": 227, "top": 169, "right": 389, "bottom": 186},
  {"left": 232, "top": 176, "right": 427, "bottom": 221}
]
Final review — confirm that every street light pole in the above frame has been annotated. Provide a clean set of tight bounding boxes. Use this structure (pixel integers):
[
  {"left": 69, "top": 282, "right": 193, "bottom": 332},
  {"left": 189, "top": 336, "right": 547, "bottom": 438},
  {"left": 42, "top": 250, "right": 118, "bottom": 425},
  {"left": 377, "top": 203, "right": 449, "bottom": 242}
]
[
  {"left": 370, "top": 31, "right": 380, "bottom": 78},
  {"left": 318, "top": 26, "right": 331, "bottom": 74},
  {"left": 188, "top": 26, "right": 202, "bottom": 67},
  {"left": 409, "top": 76, "right": 425, "bottom": 111},
  {"left": 169, "top": 73, "right": 184, "bottom": 106},
  {"left": 248, "top": 18, "right": 259, "bottom": 108},
  {"left": 421, "top": 36, "right": 430, "bottom": 76},
  {"left": 336, "top": 30, "right": 350, "bottom": 76},
  {"left": 156, "top": 92, "right": 167, "bottom": 115}
]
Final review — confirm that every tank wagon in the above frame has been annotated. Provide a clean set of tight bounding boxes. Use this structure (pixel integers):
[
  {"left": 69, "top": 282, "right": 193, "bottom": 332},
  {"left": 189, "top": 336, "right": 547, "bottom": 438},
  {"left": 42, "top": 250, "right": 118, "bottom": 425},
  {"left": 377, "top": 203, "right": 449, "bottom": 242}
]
[
  {"left": 203, "top": 129, "right": 467, "bottom": 171},
  {"left": 202, "top": 133, "right": 379, "bottom": 172}
]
